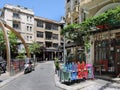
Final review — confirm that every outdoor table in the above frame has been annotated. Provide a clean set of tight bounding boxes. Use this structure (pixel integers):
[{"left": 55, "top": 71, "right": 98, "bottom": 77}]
[{"left": 94, "top": 64, "right": 104, "bottom": 76}]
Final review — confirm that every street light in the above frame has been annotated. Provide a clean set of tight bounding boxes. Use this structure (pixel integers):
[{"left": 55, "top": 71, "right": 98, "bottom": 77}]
[{"left": 60, "top": 17, "right": 66, "bottom": 64}]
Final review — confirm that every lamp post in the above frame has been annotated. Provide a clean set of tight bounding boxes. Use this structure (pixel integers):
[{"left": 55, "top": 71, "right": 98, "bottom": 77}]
[
  {"left": 60, "top": 17, "right": 66, "bottom": 64},
  {"left": 63, "top": 36, "right": 66, "bottom": 64}
]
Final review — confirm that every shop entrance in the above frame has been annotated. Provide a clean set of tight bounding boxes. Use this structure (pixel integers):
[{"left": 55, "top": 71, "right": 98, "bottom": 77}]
[{"left": 115, "top": 46, "right": 120, "bottom": 75}]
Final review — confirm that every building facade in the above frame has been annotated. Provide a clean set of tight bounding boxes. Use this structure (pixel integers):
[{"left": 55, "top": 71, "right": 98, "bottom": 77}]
[
  {"left": 0, "top": 4, "right": 62, "bottom": 60},
  {"left": 1, "top": 4, "right": 34, "bottom": 52},
  {"left": 34, "top": 16, "right": 62, "bottom": 60},
  {"left": 65, "top": 0, "right": 120, "bottom": 75},
  {"left": 2, "top": 4, "right": 34, "bottom": 44}
]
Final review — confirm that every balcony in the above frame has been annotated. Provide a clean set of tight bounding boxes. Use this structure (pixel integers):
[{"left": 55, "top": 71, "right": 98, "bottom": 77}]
[
  {"left": 73, "top": 5, "right": 79, "bottom": 12},
  {"left": 13, "top": 16, "right": 21, "bottom": 22},
  {"left": 66, "top": 0, "right": 71, "bottom": 8},
  {"left": 45, "top": 31, "right": 52, "bottom": 39}
]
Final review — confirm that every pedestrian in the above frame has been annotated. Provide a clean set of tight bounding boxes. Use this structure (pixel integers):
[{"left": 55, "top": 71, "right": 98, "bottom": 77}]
[{"left": 55, "top": 58, "right": 60, "bottom": 74}]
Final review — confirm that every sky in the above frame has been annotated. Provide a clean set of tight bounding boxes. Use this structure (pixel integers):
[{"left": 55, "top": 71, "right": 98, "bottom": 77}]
[{"left": 0, "top": 0, "right": 65, "bottom": 21}]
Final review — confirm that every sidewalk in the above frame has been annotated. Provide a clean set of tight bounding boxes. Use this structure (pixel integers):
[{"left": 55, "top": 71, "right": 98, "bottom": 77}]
[
  {"left": 0, "top": 71, "right": 23, "bottom": 87},
  {"left": 55, "top": 73, "right": 120, "bottom": 90}
]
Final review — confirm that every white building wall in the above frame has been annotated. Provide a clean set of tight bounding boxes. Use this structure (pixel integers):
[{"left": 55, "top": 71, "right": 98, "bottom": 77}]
[{"left": 3, "top": 4, "right": 34, "bottom": 44}]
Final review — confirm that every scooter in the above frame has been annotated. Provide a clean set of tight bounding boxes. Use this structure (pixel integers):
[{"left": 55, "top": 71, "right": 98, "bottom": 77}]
[{"left": 24, "top": 58, "right": 34, "bottom": 74}]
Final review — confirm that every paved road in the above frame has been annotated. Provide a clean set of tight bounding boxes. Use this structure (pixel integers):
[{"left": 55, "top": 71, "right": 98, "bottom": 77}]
[{"left": 0, "top": 61, "right": 62, "bottom": 90}]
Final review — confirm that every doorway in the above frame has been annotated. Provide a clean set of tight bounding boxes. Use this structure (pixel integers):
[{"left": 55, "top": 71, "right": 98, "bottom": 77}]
[{"left": 115, "top": 46, "right": 120, "bottom": 75}]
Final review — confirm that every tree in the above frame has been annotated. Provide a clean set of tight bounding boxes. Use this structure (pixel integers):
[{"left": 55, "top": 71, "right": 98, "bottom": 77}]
[
  {"left": 61, "top": 23, "right": 85, "bottom": 61},
  {"left": 61, "top": 6, "right": 120, "bottom": 62},
  {"left": 8, "top": 31, "right": 18, "bottom": 58},
  {"left": 0, "top": 30, "right": 5, "bottom": 56},
  {"left": 29, "top": 42, "right": 41, "bottom": 58},
  {"left": 0, "top": 30, "right": 18, "bottom": 58}
]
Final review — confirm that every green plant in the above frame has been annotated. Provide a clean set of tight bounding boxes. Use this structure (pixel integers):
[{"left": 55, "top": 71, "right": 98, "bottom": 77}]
[
  {"left": 29, "top": 41, "right": 41, "bottom": 54},
  {"left": 16, "top": 53, "right": 25, "bottom": 59},
  {"left": 54, "top": 58, "right": 60, "bottom": 70}
]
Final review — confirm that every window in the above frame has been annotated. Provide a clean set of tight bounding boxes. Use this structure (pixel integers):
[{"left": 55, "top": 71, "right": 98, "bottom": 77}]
[
  {"left": 53, "top": 43, "right": 58, "bottom": 48},
  {"left": 13, "top": 12, "right": 20, "bottom": 18},
  {"left": 45, "top": 23, "right": 52, "bottom": 30},
  {"left": 27, "top": 16, "right": 29, "bottom": 21},
  {"left": 45, "top": 42, "right": 52, "bottom": 47},
  {"left": 52, "top": 24, "right": 58, "bottom": 30},
  {"left": 67, "top": 0, "right": 70, "bottom": 3},
  {"left": 74, "top": 0, "right": 79, "bottom": 5},
  {"left": 53, "top": 34, "right": 58, "bottom": 40},
  {"left": 37, "top": 42, "right": 43, "bottom": 45},
  {"left": 13, "top": 22, "right": 20, "bottom": 29},
  {"left": 27, "top": 36, "right": 29, "bottom": 41},
  {"left": 37, "top": 31, "right": 43, "bottom": 38},
  {"left": 37, "top": 20, "right": 43, "bottom": 27},
  {"left": 30, "top": 26, "right": 32, "bottom": 31},
  {"left": 30, "top": 17, "right": 32, "bottom": 22},
  {"left": 45, "top": 32, "right": 52, "bottom": 40},
  {"left": 30, "top": 36, "right": 32, "bottom": 39},
  {"left": 27, "top": 26, "right": 29, "bottom": 31},
  {"left": 45, "top": 23, "right": 58, "bottom": 30}
]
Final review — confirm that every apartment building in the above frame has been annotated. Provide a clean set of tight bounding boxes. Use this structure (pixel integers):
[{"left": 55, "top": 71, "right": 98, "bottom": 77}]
[
  {"left": 34, "top": 16, "right": 62, "bottom": 60},
  {"left": 66, "top": 0, "right": 120, "bottom": 24},
  {"left": 0, "top": 4, "right": 63, "bottom": 60},
  {"left": 65, "top": 0, "right": 80, "bottom": 25},
  {"left": 1, "top": 4, "right": 34, "bottom": 52},
  {"left": 65, "top": 0, "right": 120, "bottom": 75}
]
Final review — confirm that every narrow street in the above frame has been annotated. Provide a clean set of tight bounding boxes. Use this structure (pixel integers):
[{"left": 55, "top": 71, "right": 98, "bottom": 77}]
[{"left": 0, "top": 61, "right": 62, "bottom": 90}]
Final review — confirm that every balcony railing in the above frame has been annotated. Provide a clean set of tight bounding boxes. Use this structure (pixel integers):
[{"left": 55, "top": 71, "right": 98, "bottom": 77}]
[{"left": 13, "top": 16, "right": 21, "bottom": 21}]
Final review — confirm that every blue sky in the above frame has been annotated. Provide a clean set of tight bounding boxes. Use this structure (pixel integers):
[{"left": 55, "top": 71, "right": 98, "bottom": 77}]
[{"left": 0, "top": 0, "right": 65, "bottom": 21}]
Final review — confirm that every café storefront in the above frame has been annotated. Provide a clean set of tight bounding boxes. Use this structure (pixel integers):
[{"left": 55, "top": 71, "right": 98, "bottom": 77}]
[{"left": 93, "top": 29, "right": 120, "bottom": 76}]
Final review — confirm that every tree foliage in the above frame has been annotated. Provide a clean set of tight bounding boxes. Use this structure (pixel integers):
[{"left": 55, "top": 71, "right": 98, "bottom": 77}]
[
  {"left": 29, "top": 42, "right": 41, "bottom": 54},
  {"left": 61, "top": 6, "right": 120, "bottom": 49},
  {"left": 0, "top": 30, "right": 18, "bottom": 58}
]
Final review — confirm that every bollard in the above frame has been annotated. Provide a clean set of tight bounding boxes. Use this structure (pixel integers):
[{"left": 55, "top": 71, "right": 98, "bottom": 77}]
[{"left": 10, "top": 63, "right": 15, "bottom": 76}]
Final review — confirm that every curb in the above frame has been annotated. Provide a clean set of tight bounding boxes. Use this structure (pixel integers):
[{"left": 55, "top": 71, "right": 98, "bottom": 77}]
[
  {"left": 54, "top": 74, "right": 97, "bottom": 90},
  {"left": 0, "top": 72, "right": 23, "bottom": 87},
  {"left": 95, "top": 76, "right": 120, "bottom": 84},
  {"left": 55, "top": 74, "right": 75, "bottom": 90}
]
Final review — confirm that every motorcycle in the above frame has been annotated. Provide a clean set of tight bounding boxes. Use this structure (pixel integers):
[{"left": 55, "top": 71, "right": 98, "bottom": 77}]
[{"left": 24, "top": 58, "right": 34, "bottom": 74}]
